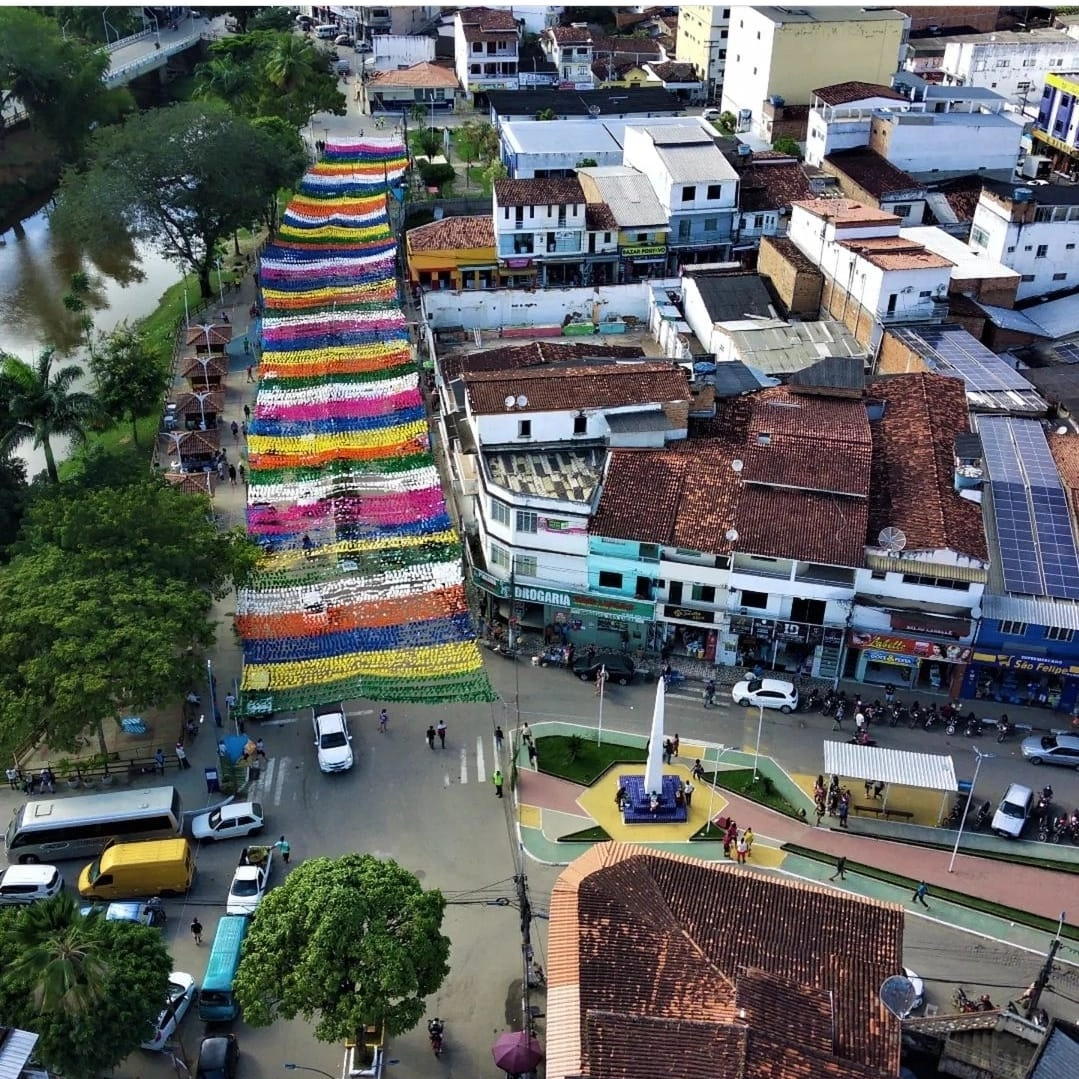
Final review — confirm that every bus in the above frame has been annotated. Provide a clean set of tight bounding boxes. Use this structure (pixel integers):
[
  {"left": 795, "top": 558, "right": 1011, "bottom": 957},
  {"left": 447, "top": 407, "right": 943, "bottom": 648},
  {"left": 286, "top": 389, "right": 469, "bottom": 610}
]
[
  {"left": 199, "top": 915, "right": 249, "bottom": 1022},
  {"left": 3, "top": 787, "right": 183, "bottom": 865}
]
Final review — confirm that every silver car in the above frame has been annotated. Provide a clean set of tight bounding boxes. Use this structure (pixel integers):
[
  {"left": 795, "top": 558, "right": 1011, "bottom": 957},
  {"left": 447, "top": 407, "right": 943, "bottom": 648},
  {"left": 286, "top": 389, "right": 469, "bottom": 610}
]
[{"left": 1021, "top": 733, "right": 1079, "bottom": 769}]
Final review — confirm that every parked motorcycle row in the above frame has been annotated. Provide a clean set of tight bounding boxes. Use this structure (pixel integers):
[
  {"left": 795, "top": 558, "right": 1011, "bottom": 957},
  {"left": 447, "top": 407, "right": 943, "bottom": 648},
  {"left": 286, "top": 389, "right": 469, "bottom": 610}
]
[{"left": 1031, "top": 786, "right": 1079, "bottom": 844}]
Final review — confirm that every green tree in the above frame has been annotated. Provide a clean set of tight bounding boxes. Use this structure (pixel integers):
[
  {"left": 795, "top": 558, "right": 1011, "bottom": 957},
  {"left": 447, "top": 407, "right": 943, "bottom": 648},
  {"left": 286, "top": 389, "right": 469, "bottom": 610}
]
[
  {"left": 576, "top": 157, "right": 598, "bottom": 168},
  {"left": 44, "top": 7, "right": 142, "bottom": 46},
  {"left": 234, "top": 854, "right": 450, "bottom": 1042},
  {"left": 0, "top": 480, "right": 260, "bottom": 756},
  {"left": 194, "top": 55, "right": 257, "bottom": 113},
  {"left": 717, "top": 111, "right": 737, "bottom": 135},
  {"left": 457, "top": 119, "right": 499, "bottom": 167},
  {"left": 89, "top": 322, "right": 170, "bottom": 447},
  {"left": 0, "top": 451, "right": 29, "bottom": 559},
  {"left": 0, "top": 896, "right": 171, "bottom": 1079},
  {"left": 411, "top": 126, "right": 444, "bottom": 160},
  {"left": 483, "top": 159, "right": 509, "bottom": 189},
  {"left": 0, "top": 8, "right": 133, "bottom": 161},
  {"left": 0, "top": 348, "right": 99, "bottom": 484},
  {"left": 771, "top": 135, "right": 803, "bottom": 159},
  {"left": 53, "top": 102, "right": 307, "bottom": 298},
  {"left": 248, "top": 8, "right": 298, "bottom": 32}
]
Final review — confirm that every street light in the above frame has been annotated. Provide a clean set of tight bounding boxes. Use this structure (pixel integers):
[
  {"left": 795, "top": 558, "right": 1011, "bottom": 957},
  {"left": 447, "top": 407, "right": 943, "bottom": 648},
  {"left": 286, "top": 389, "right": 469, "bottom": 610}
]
[
  {"left": 596, "top": 664, "right": 607, "bottom": 746},
  {"left": 284, "top": 1067, "right": 335, "bottom": 1079},
  {"left": 215, "top": 258, "right": 225, "bottom": 308},
  {"left": 752, "top": 703, "right": 765, "bottom": 783},
  {"left": 948, "top": 746, "right": 994, "bottom": 873}
]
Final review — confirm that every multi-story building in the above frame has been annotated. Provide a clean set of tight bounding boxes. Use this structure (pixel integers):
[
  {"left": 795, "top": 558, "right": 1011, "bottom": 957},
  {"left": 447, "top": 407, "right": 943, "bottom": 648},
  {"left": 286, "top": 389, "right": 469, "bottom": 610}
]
[
  {"left": 1032, "top": 71, "right": 1079, "bottom": 178},
  {"left": 940, "top": 28, "right": 1079, "bottom": 108},
  {"left": 577, "top": 166, "right": 671, "bottom": 284},
  {"left": 805, "top": 81, "right": 910, "bottom": 167},
  {"left": 821, "top": 148, "right": 927, "bottom": 225},
  {"left": 720, "top": 6, "right": 908, "bottom": 142},
  {"left": 732, "top": 151, "right": 812, "bottom": 242},
  {"left": 897, "top": 6, "right": 999, "bottom": 34},
  {"left": 621, "top": 125, "right": 739, "bottom": 272},
  {"left": 676, "top": 4, "right": 731, "bottom": 104},
  {"left": 968, "top": 181, "right": 1079, "bottom": 301},
  {"left": 326, "top": 5, "right": 438, "bottom": 38},
  {"left": 492, "top": 177, "right": 588, "bottom": 288},
  {"left": 405, "top": 216, "right": 496, "bottom": 292},
  {"left": 787, "top": 197, "right": 951, "bottom": 349},
  {"left": 454, "top": 6, "right": 520, "bottom": 104},
  {"left": 540, "top": 25, "right": 595, "bottom": 89}
]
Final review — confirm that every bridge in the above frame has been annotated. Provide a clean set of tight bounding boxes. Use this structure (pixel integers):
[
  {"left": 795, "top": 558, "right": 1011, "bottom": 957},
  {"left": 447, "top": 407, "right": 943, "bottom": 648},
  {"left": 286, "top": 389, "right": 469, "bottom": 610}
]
[{"left": 103, "top": 13, "right": 210, "bottom": 88}]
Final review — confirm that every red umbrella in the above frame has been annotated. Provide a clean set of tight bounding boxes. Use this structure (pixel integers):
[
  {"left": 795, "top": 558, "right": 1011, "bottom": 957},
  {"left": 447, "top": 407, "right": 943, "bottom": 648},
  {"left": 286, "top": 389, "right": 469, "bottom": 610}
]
[{"left": 491, "top": 1030, "right": 544, "bottom": 1074}]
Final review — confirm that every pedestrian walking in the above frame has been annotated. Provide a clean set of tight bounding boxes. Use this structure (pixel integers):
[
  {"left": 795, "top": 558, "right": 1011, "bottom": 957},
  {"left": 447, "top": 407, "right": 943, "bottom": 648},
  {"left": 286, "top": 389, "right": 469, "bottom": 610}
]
[
  {"left": 864, "top": 779, "right": 873, "bottom": 799},
  {"left": 243, "top": 404, "right": 251, "bottom": 421},
  {"left": 736, "top": 835, "right": 748, "bottom": 864},
  {"left": 436, "top": 719, "right": 447, "bottom": 748},
  {"left": 41, "top": 768, "right": 55, "bottom": 794},
  {"left": 692, "top": 759, "right": 705, "bottom": 781},
  {"left": 493, "top": 769, "right": 504, "bottom": 798},
  {"left": 243, "top": 336, "right": 250, "bottom": 355},
  {"left": 837, "top": 800, "right": 849, "bottom": 829},
  {"left": 743, "top": 826, "right": 754, "bottom": 855},
  {"left": 275, "top": 835, "right": 291, "bottom": 864},
  {"left": 241, "top": 420, "right": 247, "bottom": 438},
  {"left": 190, "top": 917, "right": 203, "bottom": 945},
  {"left": 225, "top": 691, "right": 236, "bottom": 713},
  {"left": 231, "top": 420, "right": 239, "bottom": 442},
  {"left": 247, "top": 364, "right": 255, "bottom": 383},
  {"left": 527, "top": 741, "right": 537, "bottom": 767},
  {"left": 215, "top": 708, "right": 223, "bottom": 728},
  {"left": 217, "top": 458, "right": 226, "bottom": 481},
  {"left": 238, "top": 463, "right": 246, "bottom": 485},
  {"left": 5, "top": 766, "right": 19, "bottom": 790},
  {"left": 154, "top": 748, "right": 166, "bottom": 775},
  {"left": 228, "top": 464, "right": 237, "bottom": 486},
  {"left": 521, "top": 722, "right": 533, "bottom": 746},
  {"left": 830, "top": 856, "right": 847, "bottom": 881},
  {"left": 683, "top": 779, "right": 694, "bottom": 807},
  {"left": 594, "top": 667, "right": 608, "bottom": 695},
  {"left": 426, "top": 725, "right": 436, "bottom": 749},
  {"left": 378, "top": 708, "right": 388, "bottom": 733},
  {"left": 662, "top": 738, "right": 672, "bottom": 764},
  {"left": 256, "top": 737, "right": 266, "bottom": 759},
  {"left": 815, "top": 799, "right": 825, "bottom": 826},
  {"left": 494, "top": 725, "right": 504, "bottom": 753},
  {"left": 175, "top": 741, "right": 191, "bottom": 770},
  {"left": 911, "top": 881, "right": 929, "bottom": 907},
  {"left": 671, "top": 733, "right": 680, "bottom": 758}
]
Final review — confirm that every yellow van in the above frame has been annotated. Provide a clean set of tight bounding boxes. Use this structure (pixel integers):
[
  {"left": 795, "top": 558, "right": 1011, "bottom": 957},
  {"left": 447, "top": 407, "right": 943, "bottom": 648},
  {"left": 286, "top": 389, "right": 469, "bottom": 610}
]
[{"left": 78, "top": 838, "right": 195, "bottom": 900}]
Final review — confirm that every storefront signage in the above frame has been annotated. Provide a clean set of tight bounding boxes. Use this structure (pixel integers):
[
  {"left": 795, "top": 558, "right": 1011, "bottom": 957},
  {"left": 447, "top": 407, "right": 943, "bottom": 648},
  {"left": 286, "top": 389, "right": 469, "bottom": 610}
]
[
  {"left": 472, "top": 567, "right": 511, "bottom": 598},
  {"left": 573, "top": 594, "right": 654, "bottom": 623},
  {"left": 972, "top": 652, "right": 1079, "bottom": 676},
  {"left": 621, "top": 244, "right": 667, "bottom": 258},
  {"left": 891, "top": 614, "right": 971, "bottom": 638},
  {"left": 504, "top": 258, "right": 533, "bottom": 269},
  {"left": 517, "top": 584, "right": 573, "bottom": 608},
  {"left": 848, "top": 631, "right": 971, "bottom": 662},
  {"left": 864, "top": 649, "right": 919, "bottom": 667},
  {"left": 664, "top": 604, "right": 716, "bottom": 625},
  {"left": 471, "top": 568, "right": 653, "bottom": 622},
  {"left": 821, "top": 627, "right": 845, "bottom": 648}
]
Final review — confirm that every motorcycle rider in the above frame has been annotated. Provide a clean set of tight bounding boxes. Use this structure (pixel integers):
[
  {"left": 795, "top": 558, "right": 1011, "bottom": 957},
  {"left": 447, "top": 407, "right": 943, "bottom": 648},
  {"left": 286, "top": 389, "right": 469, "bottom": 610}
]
[
  {"left": 703, "top": 679, "right": 716, "bottom": 709},
  {"left": 427, "top": 1018, "right": 444, "bottom": 1055}
]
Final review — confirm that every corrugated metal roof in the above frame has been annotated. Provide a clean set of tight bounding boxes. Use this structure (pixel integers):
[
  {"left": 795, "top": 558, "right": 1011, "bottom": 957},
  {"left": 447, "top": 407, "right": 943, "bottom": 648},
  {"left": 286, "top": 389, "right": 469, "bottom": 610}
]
[
  {"left": 725, "top": 319, "right": 866, "bottom": 374},
  {"left": 973, "top": 301, "right": 1049, "bottom": 336},
  {"left": 1031, "top": 1023, "right": 1079, "bottom": 1079},
  {"left": 577, "top": 166, "right": 668, "bottom": 228},
  {"left": 0, "top": 1029, "right": 38, "bottom": 1079},
  {"left": 865, "top": 553, "right": 987, "bottom": 582},
  {"left": 980, "top": 591, "right": 1079, "bottom": 631},
  {"left": 1025, "top": 293, "right": 1079, "bottom": 341},
  {"left": 655, "top": 142, "right": 739, "bottom": 183},
  {"left": 822, "top": 740, "right": 958, "bottom": 791}
]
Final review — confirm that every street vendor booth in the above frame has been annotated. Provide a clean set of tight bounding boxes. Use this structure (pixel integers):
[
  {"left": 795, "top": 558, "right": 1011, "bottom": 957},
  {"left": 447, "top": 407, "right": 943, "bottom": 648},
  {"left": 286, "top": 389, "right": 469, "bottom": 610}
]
[
  {"left": 823, "top": 740, "right": 959, "bottom": 825},
  {"left": 181, "top": 354, "right": 228, "bottom": 391},
  {"left": 186, "top": 323, "right": 233, "bottom": 355}
]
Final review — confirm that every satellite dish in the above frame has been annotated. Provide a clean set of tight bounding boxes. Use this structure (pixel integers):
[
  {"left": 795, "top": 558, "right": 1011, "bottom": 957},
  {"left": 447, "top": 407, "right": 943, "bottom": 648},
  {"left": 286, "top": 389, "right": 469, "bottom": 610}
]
[
  {"left": 878, "top": 526, "right": 907, "bottom": 553},
  {"left": 516, "top": 394, "right": 529, "bottom": 408},
  {"left": 725, "top": 528, "right": 739, "bottom": 544},
  {"left": 972, "top": 606, "right": 982, "bottom": 620},
  {"left": 731, "top": 458, "right": 744, "bottom": 474},
  {"left": 504, "top": 395, "right": 516, "bottom": 410},
  {"left": 588, "top": 104, "right": 601, "bottom": 117},
  {"left": 879, "top": 975, "right": 919, "bottom": 1020}
]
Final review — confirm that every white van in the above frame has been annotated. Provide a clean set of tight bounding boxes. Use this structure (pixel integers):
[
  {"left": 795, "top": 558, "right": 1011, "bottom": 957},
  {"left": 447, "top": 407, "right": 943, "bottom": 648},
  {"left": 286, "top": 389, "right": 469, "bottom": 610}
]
[
  {"left": 315, "top": 24, "right": 338, "bottom": 39},
  {"left": 0, "top": 864, "right": 64, "bottom": 904},
  {"left": 991, "top": 782, "right": 1033, "bottom": 838}
]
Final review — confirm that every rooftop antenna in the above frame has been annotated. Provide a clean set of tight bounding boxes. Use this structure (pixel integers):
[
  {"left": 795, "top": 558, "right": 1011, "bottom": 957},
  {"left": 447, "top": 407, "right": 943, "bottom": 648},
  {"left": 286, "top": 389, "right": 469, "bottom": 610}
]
[
  {"left": 516, "top": 394, "right": 529, "bottom": 408},
  {"left": 504, "top": 395, "right": 516, "bottom": 410},
  {"left": 878, "top": 526, "right": 907, "bottom": 554}
]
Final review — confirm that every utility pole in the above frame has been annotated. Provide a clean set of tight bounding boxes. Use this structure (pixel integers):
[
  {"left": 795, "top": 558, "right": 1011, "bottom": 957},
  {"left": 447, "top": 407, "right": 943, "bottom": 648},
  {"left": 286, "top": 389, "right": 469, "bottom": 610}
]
[
  {"left": 1025, "top": 911, "right": 1065, "bottom": 1020},
  {"left": 515, "top": 870, "right": 536, "bottom": 1032}
]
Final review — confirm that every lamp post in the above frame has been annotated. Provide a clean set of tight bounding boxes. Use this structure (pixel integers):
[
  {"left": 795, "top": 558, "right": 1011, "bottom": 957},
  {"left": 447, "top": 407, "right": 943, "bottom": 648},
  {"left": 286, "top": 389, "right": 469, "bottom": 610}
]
[
  {"left": 596, "top": 664, "right": 607, "bottom": 745},
  {"left": 192, "top": 389, "right": 213, "bottom": 431},
  {"left": 752, "top": 704, "right": 765, "bottom": 783},
  {"left": 215, "top": 258, "right": 225, "bottom": 308},
  {"left": 948, "top": 746, "right": 994, "bottom": 873}
]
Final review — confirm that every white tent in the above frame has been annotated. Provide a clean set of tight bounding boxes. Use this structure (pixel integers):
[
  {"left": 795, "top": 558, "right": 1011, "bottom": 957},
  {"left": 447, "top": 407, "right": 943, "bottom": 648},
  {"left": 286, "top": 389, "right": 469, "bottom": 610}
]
[{"left": 823, "top": 741, "right": 958, "bottom": 791}]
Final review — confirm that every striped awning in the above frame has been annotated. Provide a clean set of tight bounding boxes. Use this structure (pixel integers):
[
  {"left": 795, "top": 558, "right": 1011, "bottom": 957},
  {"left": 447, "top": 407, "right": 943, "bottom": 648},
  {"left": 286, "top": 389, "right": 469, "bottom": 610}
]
[
  {"left": 823, "top": 741, "right": 958, "bottom": 792},
  {"left": 865, "top": 553, "right": 987, "bottom": 583}
]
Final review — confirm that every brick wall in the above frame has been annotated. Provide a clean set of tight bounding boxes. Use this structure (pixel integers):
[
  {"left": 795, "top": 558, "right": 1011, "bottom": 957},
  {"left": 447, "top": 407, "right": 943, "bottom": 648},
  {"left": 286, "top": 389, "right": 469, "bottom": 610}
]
[
  {"left": 758, "top": 237, "right": 823, "bottom": 319},
  {"left": 876, "top": 331, "right": 929, "bottom": 375},
  {"left": 898, "top": 6, "right": 999, "bottom": 33},
  {"left": 820, "top": 275, "right": 876, "bottom": 349},
  {"left": 951, "top": 275, "right": 1019, "bottom": 309}
]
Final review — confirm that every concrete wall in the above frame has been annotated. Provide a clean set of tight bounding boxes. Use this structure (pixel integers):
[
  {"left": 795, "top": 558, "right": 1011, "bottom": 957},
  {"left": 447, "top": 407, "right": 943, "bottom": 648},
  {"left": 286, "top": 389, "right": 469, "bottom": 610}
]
[
  {"left": 372, "top": 34, "right": 435, "bottom": 67},
  {"left": 869, "top": 114, "right": 1023, "bottom": 174},
  {"left": 421, "top": 281, "right": 674, "bottom": 329}
]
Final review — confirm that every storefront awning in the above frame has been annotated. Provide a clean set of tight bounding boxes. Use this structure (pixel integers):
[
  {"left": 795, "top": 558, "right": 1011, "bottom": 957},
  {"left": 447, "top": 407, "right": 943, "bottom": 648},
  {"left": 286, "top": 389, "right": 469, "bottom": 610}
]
[{"left": 823, "top": 741, "right": 958, "bottom": 792}]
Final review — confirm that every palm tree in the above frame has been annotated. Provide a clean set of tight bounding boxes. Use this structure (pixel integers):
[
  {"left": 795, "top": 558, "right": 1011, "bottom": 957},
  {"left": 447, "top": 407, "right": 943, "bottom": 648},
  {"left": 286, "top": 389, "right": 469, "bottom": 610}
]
[
  {"left": 193, "top": 57, "right": 255, "bottom": 112},
  {"left": 0, "top": 348, "right": 99, "bottom": 483},
  {"left": 263, "top": 34, "right": 320, "bottom": 95},
  {"left": 5, "top": 893, "right": 110, "bottom": 1013}
]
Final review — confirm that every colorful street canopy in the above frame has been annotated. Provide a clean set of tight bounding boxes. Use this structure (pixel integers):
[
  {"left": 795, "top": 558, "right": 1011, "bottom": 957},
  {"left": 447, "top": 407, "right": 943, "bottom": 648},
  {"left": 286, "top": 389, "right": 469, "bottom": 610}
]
[{"left": 236, "top": 139, "right": 494, "bottom": 712}]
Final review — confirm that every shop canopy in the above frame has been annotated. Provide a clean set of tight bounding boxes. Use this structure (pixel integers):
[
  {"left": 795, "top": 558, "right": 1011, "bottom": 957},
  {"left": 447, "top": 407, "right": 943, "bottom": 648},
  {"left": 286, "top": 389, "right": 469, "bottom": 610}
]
[{"left": 823, "top": 741, "right": 958, "bottom": 792}]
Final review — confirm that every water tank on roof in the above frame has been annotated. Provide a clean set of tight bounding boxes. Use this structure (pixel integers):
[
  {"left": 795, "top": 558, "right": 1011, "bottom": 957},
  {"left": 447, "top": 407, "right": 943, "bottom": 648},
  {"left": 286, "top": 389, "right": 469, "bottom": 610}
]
[
  {"left": 1014, "top": 187, "right": 1034, "bottom": 203},
  {"left": 769, "top": 95, "right": 785, "bottom": 107},
  {"left": 737, "top": 144, "right": 752, "bottom": 157}
]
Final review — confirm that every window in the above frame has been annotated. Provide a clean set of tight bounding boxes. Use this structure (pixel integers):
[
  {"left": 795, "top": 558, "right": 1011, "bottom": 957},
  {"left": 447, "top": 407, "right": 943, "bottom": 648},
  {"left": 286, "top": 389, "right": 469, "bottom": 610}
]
[
  {"left": 739, "top": 589, "right": 768, "bottom": 610},
  {"left": 1007, "top": 245, "right": 1016, "bottom": 253},
  {"left": 1024, "top": 244, "right": 1033, "bottom": 251},
  {"left": 636, "top": 232, "right": 648, "bottom": 242},
  {"left": 1047, "top": 626, "right": 1075, "bottom": 642},
  {"left": 753, "top": 214, "right": 764, "bottom": 228},
  {"left": 573, "top": 414, "right": 587, "bottom": 435},
  {"left": 1054, "top": 272, "right": 1068, "bottom": 281},
  {"left": 598, "top": 570, "right": 623, "bottom": 589},
  {"left": 490, "top": 543, "right": 510, "bottom": 570},
  {"left": 678, "top": 219, "right": 691, "bottom": 240},
  {"left": 893, "top": 203, "right": 912, "bottom": 217},
  {"left": 870, "top": 570, "right": 887, "bottom": 580},
  {"left": 971, "top": 225, "right": 989, "bottom": 247},
  {"left": 1068, "top": 243, "right": 1077, "bottom": 250},
  {"left": 999, "top": 621, "right": 1028, "bottom": 636},
  {"left": 1021, "top": 274, "right": 1036, "bottom": 282},
  {"left": 603, "top": 231, "right": 612, "bottom": 243},
  {"left": 704, "top": 216, "right": 718, "bottom": 231},
  {"left": 886, "top": 293, "right": 897, "bottom": 314},
  {"left": 919, "top": 290, "right": 932, "bottom": 298},
  {"left": 513, "top": 554, "right": 537, "bottom": 577},
  {"left": 899, "top": 573, "right": 970, "bottom": 591},
  {"left": 545, "top": 518, "right": 569, "bottom": 531},
  {"left": 639, "top": 543, "right": 659, "bottom": 560},
  {"left": 681, "top": 185, "right": 695, "bottom": 202},
  {"left": 517, "top": 419, "right": 531, "bottom": 438},
  {"left": 490, "top": 499, "right": 510, "bottom": 526},
  {"left": 706, "top": 183, "right": 722, "bottom": 199},
  {"left": 516, "top": 510, "right": 537, "bottom": 533},
  {"left": 690, "top": 584, "right": 717, "bottom": 603},
  {"left": 1036, "top": 244, "right": 1049, "bottom": 258}
]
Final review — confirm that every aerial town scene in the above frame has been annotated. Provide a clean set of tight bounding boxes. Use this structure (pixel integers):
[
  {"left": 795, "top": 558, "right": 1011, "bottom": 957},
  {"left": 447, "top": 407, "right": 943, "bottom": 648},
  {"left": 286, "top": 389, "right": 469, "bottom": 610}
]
[{"left": 5, "top": 3, "right": 1079, "bottom": 1079}]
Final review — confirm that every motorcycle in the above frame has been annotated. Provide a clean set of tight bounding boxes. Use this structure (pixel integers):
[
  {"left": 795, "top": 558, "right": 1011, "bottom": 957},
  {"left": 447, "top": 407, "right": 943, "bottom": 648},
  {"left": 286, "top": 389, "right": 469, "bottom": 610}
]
[
  {"left": 805, "top": 688, "right": 822, "bottom": 712},
  {"left": 485, "top": 640, "right": 519, "bottom": 661},
  {"left": 703, "top": 681, "right": 717, "bottom": 709},
  {"left": 1053, "top": 814, "right": 1069, "bottom": 843},
  {"left": 964, "top": 713, "right": 982, "bottom": 738},
  {"left": 974, "top": 799, "right": 992, "bottom": 830},
  {"left": 945, "top": 716, "right": 958, "bottom": 736},
  {"left": 537, "top": 646, "right": 565, "bottom": 668},
  {"left": 996, "top": 717, "right": 1013, "bottom": 743},
  {"left": 849, "top": 730, "right": 876, "bottom": 747},
  {"left": 1038, "top": 809, "right": 1055, "bottom": 843},
  {"left": 427, "top": 1018, "right": 444, "bottom": 1058}
]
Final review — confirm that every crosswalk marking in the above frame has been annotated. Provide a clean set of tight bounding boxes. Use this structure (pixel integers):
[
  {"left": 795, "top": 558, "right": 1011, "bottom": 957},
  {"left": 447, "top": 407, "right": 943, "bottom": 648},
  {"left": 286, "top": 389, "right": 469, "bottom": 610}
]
[
  {"left": 459, "top": 746, "right": 468, "bottom": 785},
  {"left": 475, "top": 736, "right": 486, "bottom": 784}
]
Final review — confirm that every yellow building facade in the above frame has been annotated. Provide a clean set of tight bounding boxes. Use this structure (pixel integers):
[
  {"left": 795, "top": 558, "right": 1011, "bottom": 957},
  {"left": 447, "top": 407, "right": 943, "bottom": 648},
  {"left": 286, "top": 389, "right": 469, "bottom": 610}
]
[{"left": 405, "top": 215, "right": 497, "bottom": 291}]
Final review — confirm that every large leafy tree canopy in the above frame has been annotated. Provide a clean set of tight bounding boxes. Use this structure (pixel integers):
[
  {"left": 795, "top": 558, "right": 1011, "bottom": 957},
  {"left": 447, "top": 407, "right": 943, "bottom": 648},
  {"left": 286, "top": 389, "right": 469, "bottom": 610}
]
[
  {"left": 0, "top": 895, "right": 171, "bottom": 1079},
  {"left": 0, "top": 8, "right": 132, "bottom": 160},
  {"left": 0, "top": 479, "right": 260, "bottom": 756},
  {"left": 234, "top": 854, "right": 451, "bottom": 1042},
  {"left": 52, "top": 102, "right": 307, "bottom": 298},
  {"left": 195, "top": 30, "right": 346, "bottom": 128},
  {"left": 89, "top": 322, "right": 170, "bottom": 447}
]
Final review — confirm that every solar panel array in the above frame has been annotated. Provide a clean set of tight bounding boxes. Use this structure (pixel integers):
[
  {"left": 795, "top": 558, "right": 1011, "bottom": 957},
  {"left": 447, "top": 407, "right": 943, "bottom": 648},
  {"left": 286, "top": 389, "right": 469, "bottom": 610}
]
[
  {"left": 907, "top": 326, "right": 1034, "bottom": 392},
  {"left": 978, "top": 416, "right": 1079, "bottom": 600},
  {"left": 1055, "top": 342, "right": 1079, "bottom": 365}
]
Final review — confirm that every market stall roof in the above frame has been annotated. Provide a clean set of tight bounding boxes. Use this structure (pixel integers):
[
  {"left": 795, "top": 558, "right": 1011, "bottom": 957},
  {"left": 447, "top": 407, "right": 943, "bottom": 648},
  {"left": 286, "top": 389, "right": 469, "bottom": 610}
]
[
  {"left": 173, "top": 390, "right": 225, "bottom": 414},
  {"left": 823, "top": 740, "right": 958, "bottom": 792},
  {"left": 157, "top": 429, "right": 220, "bottom": 458},
  {"left": 180, "top": 354, "right": 229, "bottom": 380},
  {"left": 163, "top": 470, "right": 215, "bottom": 495}
]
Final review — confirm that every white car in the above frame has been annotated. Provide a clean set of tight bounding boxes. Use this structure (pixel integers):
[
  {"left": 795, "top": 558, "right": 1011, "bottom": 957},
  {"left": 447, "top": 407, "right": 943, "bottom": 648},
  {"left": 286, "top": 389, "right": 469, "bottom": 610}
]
[
  {"left": 191, "top": 801, "right": 266, "bottom": 841},
  {"left": 702, "top": 107, "right": 721, "bottom": 121},
  {"left": 313, "top": 703, "right": 354, "bottom": 773},
  {"left": 731, "top": 677, "right": 799, "bottom": 714},
  {"left": 227, "top": 861, "right": 272, "bottom": 916},
  {"left": 142, "top": 971, "right": 197, "bottom": 1051},
  {"left": 991, "top": 782, "right": 1033, "bottom": 838},
  {"left": 0, "top": 864, "right": 64, "bottom": 904}
]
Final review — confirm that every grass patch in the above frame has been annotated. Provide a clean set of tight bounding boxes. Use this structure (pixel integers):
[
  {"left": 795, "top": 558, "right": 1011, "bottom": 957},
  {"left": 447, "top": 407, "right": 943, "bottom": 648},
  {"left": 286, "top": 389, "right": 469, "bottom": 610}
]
[
  {"left": 703, "top": 768, "right": 804, "bottom": 819},
  {"left": 783, "top": 842, "right": 1079, "bottom": 939},
  {"left": 536, "top": 734, "right": 646, "bottom": 786},
  {"left": 58, "top": 413, "right": 161, "bottom": 482},
  {"left": 557, "top": 825, "right": 611, "bottom": 843}
]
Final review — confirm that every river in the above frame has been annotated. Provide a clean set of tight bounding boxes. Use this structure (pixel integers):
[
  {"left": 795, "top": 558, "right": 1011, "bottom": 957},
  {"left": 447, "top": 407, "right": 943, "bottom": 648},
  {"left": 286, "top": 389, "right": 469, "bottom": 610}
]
[{"left": 0, "top": 207, "right": 181, "bottom": 477}]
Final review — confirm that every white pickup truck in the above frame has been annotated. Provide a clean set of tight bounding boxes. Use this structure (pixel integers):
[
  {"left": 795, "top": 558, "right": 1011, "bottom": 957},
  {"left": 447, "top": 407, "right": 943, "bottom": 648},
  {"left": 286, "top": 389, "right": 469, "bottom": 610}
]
[{"left": 226, "top": 845, "right": 274, "bottom": 915}]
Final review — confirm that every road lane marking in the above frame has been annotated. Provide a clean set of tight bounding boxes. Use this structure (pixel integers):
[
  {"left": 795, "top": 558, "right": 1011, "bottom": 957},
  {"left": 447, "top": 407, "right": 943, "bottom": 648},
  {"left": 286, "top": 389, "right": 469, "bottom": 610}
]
[
  {"left": 476, "top": 736, "right": 486, "bottom": 784},
  {"left": 274, "top": 755, "right": 289, "bottom": 805},
  {"left": 459, "top": 745, "right": 468, "bottom": 784}
]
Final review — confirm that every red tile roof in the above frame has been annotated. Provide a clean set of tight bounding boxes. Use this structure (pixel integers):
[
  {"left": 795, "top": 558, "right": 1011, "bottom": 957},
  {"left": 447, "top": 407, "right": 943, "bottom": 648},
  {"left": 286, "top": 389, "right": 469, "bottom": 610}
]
[
  {"left": 839, "top": 235, "right": 953, "bottom": 272},
  {"left": 185, "top": 325, "right": 233, "bottom": 347},
  {"left": 438, "top": 340, "right": 646, "bottom": 383},
  {"left": 368, "top": 62, "right": 459, "bottom": 90},
  {"left": 932, "top": 175, "right": 986, "bottom": 223},
  {"left": 407, "top": 215, "right": 494, "bottom": 253},
  {"left": 814, "top": 80, "right": 908, "bottom": 106},
  {"left": 547, "top": 845, "right": 904, "bottom": 1079},
  {"left": 465, "top": 361, "right": 691, "bottom": 415},
  {"left": 586, "top": 202, "right": 619, "bottom": 230},
  {"left": 825, "top": 147, "right": 924, "bottom": 198},
  {"left": 867, "top": 372, "right": 988, "bottom": 559},
  {"left": 738, "top": 160, "right": 813, "bottom": 213},
  {"left": 458, "top": 6, "right": 518, "bottom": 31},
  {"left": 648, "top": 60, "right": 699, "bottom": 83},
  {"left": 493, "top": 177, "right": 584, "bottom": 207},
  {"left": 792, "top": 198, "right": 900, "bottom": 228},
  {"left": 592, "top": 34, "right": 664, "bottom": 58},
  {"left": 548, "top": 25, "right": 592, "bottom": 45}
]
